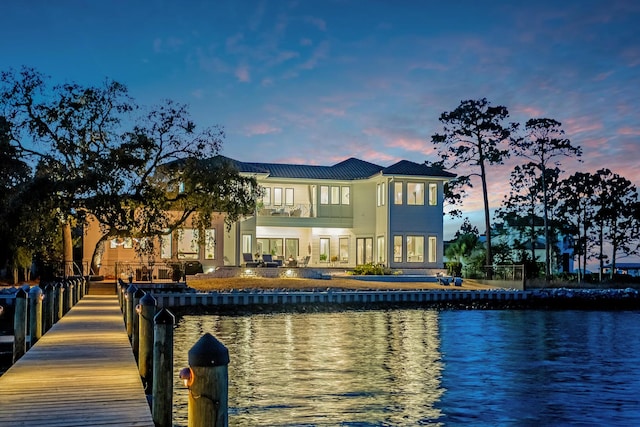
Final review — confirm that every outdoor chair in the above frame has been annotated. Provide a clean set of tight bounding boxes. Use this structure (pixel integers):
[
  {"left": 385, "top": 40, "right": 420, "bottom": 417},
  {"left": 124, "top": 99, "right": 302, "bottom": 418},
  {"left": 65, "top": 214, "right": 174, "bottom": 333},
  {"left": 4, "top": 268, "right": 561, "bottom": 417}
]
[
  {"left": 242, "top": 253, "right": 260, "bottom": 268},
  {"left": 261, "top": 254, "right": 281, "bottom": 267},
  {"left": 298, "top": 255, "right": 310, "bottom": 267}
]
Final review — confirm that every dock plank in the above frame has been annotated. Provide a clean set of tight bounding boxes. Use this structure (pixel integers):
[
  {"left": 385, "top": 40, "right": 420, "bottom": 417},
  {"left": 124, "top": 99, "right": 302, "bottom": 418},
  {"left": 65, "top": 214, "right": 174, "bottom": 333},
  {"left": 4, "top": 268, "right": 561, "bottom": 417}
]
[{"left": 0, "top": 294, "right": 154, "bottom": 427}]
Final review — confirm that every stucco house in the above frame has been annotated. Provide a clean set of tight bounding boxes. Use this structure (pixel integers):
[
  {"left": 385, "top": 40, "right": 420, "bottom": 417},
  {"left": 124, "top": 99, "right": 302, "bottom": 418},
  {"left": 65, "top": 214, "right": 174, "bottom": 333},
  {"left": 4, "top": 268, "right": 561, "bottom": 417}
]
[{"left": 82, "top": 156, "right": 455, "bottom": 279}]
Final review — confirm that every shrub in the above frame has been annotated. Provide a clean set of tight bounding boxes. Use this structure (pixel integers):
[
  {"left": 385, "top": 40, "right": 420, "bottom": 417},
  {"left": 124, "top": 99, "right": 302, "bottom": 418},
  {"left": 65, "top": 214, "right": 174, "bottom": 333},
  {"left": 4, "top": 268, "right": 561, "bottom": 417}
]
[{"left": 352, "top": 263, "right": 391, "bottom": 275}]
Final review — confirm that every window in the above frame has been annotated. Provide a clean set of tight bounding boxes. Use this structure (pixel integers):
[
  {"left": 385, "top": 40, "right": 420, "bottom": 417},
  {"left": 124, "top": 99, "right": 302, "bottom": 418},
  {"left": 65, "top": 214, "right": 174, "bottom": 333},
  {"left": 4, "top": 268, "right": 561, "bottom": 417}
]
[
  {"left": 394, "top": 182, "right": 403, "bottom": 204},
  {"left": 319, "top": 238, "right": 330, "bottom": 262},
  {"left": 285, "top": 238, "right": 299, "bottom": 259},
  {"left": 242, "top": 234, "right": 252, "bottom": 254},
  {"left": 406, "top": 235, "right": 424, "bottom": 262},
  {"left": 393, "top": 236, "right": 402, "bottom": 263},
  {"left": 205, "top": 229, "right": 216, "bottom": 260},
  {"left": 274, "top": 187, "right": 283, "bottom": 206},
  {"left": 377, "top": 236, "right": 385, "bottom": 263},
  {"left": 429, "top": 183, "right": 437, "bottom": 206},
  {"left": 257, "top": 238, "right": 283, "bottom": 257},
  {"left": 263, "top": 188, "right": 271, "bottom": 206},
  {"left": 429, "top": 236, "right": 437, "bottom": 263},
  {"left": 377, "top": 183, "right": 385, "bottom": 206},
  {"left": 341, "top": 186, "right": 350, "bottom": 205},
  {"left": 320, "top": 186, "right": 329, "bottom": 204},
  {"left": 285, "top": 188, "right": 294, "bottom": 206},
  {"left": 331, "top": 186, "right": 340, "bottom": 205},
  {"left": 160, "top": 231, "right": 172, "bottom": 259},
  {"left": 177, "top": 229, "right": 199, "bottom": 259},
  {"left": 339, "top": 237, "right": 349, "bottom": 262},
  {"left": 407, "top": 182, "right": 424, "bottom": 205}
]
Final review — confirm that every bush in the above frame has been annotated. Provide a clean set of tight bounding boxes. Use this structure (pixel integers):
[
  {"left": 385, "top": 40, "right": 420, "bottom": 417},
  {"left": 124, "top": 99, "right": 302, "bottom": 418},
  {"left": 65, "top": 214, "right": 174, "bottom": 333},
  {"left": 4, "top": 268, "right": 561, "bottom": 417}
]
[{"left": 352, "top": 263, "right": 391, "bottom": 275}]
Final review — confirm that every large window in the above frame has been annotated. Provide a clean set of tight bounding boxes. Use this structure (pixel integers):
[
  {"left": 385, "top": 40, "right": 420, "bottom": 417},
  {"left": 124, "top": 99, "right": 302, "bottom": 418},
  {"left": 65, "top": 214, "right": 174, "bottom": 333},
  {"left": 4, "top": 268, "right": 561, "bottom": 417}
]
[
  {"left": 161, "top": 232, "right": 172, "bottom": 259},
  {"left": 320, "top": 186, "right": 329, "bottom": 204},
  {"left": 394, "top": 182, "right": 403, "bottom": 205},
  {"left": 285, "top": 188, "right": 294, "bottom": 206},
  {"left": 319, "top": 238, "right": 330, "bottom": 263},
  {"left": 393, "top": 236, "right": 402, "bottom": 262},
  {"left": 339, "top": 237, "right": 349, "bottom": 262},
  {"left": 257, "top": 238, "right": 283, "bottom": 257},
  {"left": 263, "top": 188, "right": 271, "bottom": 205},
  {"left": 406, "top": 235, "right": 424, "bottom": 262},
  {"left": 285, "top": 238, "right": 299, "bottom": 259},
  {"left": 428, "top": 236, "right": 437, "bottom": 263},
  {"left": 330, "top": 186, "right": 340, "bottom": 205},
  {"left": 274, "top": 187, "right": 283, "bottom": 206},
  {"left": 377, "top": 236, "right": 385, "bottom": 263},
  {"left": 429, "top": 183, "right": 437, "bottom": 206},
  {"left": 177, "top": 229, "right": 199, "bottom": 259},
  {"left": 407, "top": 182, "right": 424, "bottom": 205},
  {"left": 341, "top": 186, "right": 350, "bottom": 205},
  {"left": 205, "top": 229, "right": 216, "bottom": 260},
  {"left": 356, "top": 237, "right": 373, "bottom": 265},
  {"left": 242, "top": 234, "right": 252, "bottom": 254}
]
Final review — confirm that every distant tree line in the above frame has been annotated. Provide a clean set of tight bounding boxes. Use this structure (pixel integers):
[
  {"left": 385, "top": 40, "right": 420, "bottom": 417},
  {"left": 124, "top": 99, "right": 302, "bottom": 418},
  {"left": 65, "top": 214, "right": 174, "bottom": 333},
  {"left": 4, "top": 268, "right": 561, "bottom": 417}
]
[
  {"left": 432, "top": 98, "right": 639, "bottom": 282},
  {"left": 0, "top": 67, "right": 260, "bottom": 283}
]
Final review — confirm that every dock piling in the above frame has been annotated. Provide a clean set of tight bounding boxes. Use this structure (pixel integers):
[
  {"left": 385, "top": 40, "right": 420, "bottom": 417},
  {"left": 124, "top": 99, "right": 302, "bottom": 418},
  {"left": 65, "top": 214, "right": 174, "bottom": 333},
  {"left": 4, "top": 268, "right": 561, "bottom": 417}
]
[
  {"left": 28, "top": 285, "right": 43, "bottom": 347},
  {"left": 13, "top": 288, "right": 27, "bottom": 363},
  {"left": 152, "top": 308, "right": 175, "bottom": 427},
  {"left": 138, "top": 292, "right": 157, "bottom": 392}
]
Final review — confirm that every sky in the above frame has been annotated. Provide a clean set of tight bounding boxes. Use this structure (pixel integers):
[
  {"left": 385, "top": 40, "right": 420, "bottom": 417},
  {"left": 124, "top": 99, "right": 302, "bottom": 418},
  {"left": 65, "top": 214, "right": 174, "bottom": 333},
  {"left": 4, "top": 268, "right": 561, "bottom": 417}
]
[{"left": 1, "top": 0, "right": 639, "bottom": 247}]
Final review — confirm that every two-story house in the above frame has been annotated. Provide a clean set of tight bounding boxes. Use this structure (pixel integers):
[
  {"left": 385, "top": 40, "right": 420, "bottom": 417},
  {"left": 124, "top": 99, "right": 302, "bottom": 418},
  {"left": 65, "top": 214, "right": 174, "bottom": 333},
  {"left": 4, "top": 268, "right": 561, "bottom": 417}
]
[{"left": 82, "top": 156, "right": 455, "bottom": 278}]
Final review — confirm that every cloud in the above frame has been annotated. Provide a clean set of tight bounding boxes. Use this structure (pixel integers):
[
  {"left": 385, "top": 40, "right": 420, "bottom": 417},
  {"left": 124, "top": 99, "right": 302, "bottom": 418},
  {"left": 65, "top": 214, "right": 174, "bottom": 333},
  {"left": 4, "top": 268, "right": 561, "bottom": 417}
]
[
  {"left": 152, "top": 36, "right": 184, "bottom": 53},
  {"left": 304, "top": 16, "right": 327, "bottom": 31},
  {"left": 235, "top": 65, "right": 251, "bottom": 82},
  {"left": 617, "top": 126, "right": 640, "bottom": 136},
  {"left": 244, "top": 123, "right": 281, "bottom": 136}
]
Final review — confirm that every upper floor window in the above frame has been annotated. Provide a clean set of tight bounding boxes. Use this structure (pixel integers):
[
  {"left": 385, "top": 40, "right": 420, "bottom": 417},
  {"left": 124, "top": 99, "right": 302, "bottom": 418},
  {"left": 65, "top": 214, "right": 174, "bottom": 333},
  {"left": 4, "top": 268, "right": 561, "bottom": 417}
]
[
  {"left": 342, "top": 186, "right": 350, "bottom": 205},
  {"left": 285, "top": 188, "right": 294, "bottom": 206},
  {"left": 320, "top": 186, "right": 329, "bottom": 204},
  {"left": 274, "top": 187, "right": 283, "bottom": 205},
  {"left": 407, "top": 182, "right": 424, "bottom": 205},
  {"left": 331, "top": 186, "right": 340, "bottom": 205},
  {"left": 429, "top": 183, "right": 437, "bottom": 206},
  {"left": 394, "top": 182, "right": 403, "bottom": 205},
  {"left": 263, "top": 188, "right": 271, "bottom": 205},
  {"left": 377, "top": 183, "right": 385, "bottom": 206}
]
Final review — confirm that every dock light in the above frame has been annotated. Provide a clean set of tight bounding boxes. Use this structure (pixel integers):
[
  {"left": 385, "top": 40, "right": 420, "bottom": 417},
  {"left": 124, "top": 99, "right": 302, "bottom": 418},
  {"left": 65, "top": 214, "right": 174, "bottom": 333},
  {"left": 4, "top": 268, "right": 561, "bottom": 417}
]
[
  {"left": 286, "top": 269, "right": 293, "bottom": 277},
  {"left": 135, "top": 304, "right": 142, "bottom": 314},
  {"left": 179, "top": 367, "right": 194, "bottom": 387}
]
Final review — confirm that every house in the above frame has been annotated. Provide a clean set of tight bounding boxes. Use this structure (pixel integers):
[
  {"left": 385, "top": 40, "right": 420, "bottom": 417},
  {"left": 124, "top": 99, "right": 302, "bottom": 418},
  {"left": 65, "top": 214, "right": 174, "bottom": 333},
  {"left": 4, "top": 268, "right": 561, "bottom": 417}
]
[
  {"left": 602, "top": 263, "right": 640, "bottom": 277},
  {"left": 82, "top": 156, "right": 455, "bottom": 278}
]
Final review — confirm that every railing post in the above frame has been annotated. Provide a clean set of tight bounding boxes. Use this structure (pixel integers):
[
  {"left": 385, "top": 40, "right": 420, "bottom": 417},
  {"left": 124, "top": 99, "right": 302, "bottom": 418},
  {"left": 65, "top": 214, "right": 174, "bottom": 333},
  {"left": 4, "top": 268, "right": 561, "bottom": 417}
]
[
  {"left": 125, "top": 284, "right": 137, "bottom": 339},
  {"left": 66, "top": 279, "right": 74, "bottom": 312},
  {"left": 56, "top": 281, "right": 65, "bottom": 320},
  {"left": 28, "top": 285, "right": 43, "bottom": 347},
  {"left": 138, "top": 292, "right": 157, "bottom": 393},
  {"left": 152, "top": 308, "right": 175, "bottom": 427},
  {"left": 132, "top": 287, "right": 145, "bottom": 360},
  {"left": 185, "top": 333, "right": 230, "bottom": 427},
  {"left": 13, "top": 288, "right": 28, "bottom": 363},
  {"left": 43, "top": 283, "right": 54, "bottom": 332}
]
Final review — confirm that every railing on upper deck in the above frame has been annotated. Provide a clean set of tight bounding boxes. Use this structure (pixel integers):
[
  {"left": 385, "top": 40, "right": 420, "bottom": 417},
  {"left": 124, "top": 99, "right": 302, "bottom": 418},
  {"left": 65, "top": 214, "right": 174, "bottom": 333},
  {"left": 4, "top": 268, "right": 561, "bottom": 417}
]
[{"left": 257, "top": 203, "right": 315, "bottom": 218}]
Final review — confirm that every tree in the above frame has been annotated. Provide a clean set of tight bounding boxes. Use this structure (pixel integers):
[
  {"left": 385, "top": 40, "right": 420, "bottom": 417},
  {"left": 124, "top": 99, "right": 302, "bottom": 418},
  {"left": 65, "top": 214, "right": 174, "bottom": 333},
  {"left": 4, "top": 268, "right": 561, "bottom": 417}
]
[
  {"left": 432, "top": 98, "right": 516, "bottom": 274},
  {"left": 0, "top": 67, "right": 260, "bottom": 276},
  {"left": 445, "top": 218, "right": 482, "bottom": 277},
  {"left": 510, "top": 118, "right": 582, "bottom": 280}
]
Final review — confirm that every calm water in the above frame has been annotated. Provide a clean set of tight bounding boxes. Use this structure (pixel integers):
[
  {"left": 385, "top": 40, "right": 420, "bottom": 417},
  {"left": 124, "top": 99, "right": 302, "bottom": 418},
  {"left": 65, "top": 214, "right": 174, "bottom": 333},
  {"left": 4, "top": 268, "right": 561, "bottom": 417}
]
[{"left": 173, "top": 310, "right": 640, "bottom": 426}]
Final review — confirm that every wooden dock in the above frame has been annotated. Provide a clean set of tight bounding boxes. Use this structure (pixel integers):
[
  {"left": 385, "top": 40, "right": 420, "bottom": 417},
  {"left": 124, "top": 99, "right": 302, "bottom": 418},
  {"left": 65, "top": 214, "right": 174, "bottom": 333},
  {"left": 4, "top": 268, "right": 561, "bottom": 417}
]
[{"left": 0, "top": 292, "right": 154, "bottom": 427}]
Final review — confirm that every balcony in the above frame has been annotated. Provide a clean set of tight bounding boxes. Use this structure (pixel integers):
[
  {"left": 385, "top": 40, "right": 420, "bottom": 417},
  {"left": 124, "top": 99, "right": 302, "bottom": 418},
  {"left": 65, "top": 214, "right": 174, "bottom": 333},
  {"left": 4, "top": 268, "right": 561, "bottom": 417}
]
[{"left": 257, "top": 203, "right": 315, "bottom": 218}]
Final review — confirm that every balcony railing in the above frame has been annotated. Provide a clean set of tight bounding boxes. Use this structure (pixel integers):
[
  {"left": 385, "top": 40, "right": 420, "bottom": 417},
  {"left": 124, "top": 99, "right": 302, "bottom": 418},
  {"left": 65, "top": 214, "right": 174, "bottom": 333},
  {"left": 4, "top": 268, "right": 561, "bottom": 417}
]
[{"left": 257, "top": 203, "right": 315, "bottom": 218}]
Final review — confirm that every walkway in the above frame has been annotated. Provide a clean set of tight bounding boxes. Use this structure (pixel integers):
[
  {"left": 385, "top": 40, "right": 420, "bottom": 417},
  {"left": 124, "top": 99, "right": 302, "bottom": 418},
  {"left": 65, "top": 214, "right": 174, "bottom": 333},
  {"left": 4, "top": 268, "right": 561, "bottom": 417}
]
[{"left": 0, "top": 290, "right": 154, "bottom": 426}]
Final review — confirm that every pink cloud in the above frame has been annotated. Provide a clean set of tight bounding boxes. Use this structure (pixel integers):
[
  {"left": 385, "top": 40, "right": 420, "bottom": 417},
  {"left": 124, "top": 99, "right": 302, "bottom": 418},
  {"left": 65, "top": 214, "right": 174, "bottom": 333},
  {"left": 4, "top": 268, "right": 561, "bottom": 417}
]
[
  {"left": 235, "top": 65, "right": 251, "bottom": 82},
  {"left": 244, "top": 123, "right": 281, "bottom": 136},
  {"left": 563, "top": 116, "right": 603, "bottom": 135},
  {"left": 617, "top": 126, "right": 640, "bottom": 136}
]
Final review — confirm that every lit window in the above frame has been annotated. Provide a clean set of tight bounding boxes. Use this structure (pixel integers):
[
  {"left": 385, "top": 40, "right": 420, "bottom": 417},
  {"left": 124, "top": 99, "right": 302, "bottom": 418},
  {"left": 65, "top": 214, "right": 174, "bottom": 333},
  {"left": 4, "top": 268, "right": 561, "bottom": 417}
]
[
  {"left": 393, "top": 236, "right": 402, "bottom": 262},
  {"left": 394, "top": 182, "right": 403, "bottom": 205},
  {"left": 331, "top": 186, "right": 340, "bottom": 205},
  {"left": 177, "top": 229, "right": 199, "bottom": 260},
  {"left": 161, "top": 231, "right": 172, "bottom": 259},
  {"left": 377, "top": 236, "right": 385, "bottom": 263},
  {"left": 429, "top": 236, "right": 437, "bottom": 263},
  {"left": 320, "top": 238, "right": 330, "bottom": 262},
  {"left": 406, "top": 235, "right": 424, "bottom": 262},
  {"left": 263, "top": 188, "right": 271, "bottom": 206},
  {"left": 320, "top": 186, "right": 329, "bottom": 204},
  {"left": 205, "top": 229, "right": 216, "bottom": 260},
  {"left": 339, "top": 237, "right": 349, "bottom": 262},
  {"left": 274, "top": 188, "right": 282, "bottom": 206},
  {"left": 341, "top": 186, "right": 350, "bottom": 205},
  {"left": 429, "top": 183, "right": 437, "bottom": 206},
  {"left": 285, "top": 188, "right": 294, "bottom": 206},
  {"left": 407, "top": 182, "right": 424, "bottom": 205},
  {"left": 242, "top": 234, "right": 252, "bottom": 254}
]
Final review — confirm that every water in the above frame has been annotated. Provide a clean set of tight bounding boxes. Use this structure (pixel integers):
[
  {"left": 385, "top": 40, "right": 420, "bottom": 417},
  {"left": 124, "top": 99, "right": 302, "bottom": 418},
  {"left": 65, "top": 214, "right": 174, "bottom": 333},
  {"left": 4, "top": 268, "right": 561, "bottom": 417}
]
[{"left": 173, "top": 310, "right": 640, "bottom": 426}]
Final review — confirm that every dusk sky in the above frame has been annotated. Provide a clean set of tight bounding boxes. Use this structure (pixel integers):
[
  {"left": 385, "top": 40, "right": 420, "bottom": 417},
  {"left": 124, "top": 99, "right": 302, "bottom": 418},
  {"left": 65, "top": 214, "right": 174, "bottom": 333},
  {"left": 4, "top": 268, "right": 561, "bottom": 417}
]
[{"left": 2, "top": 0, "right": 639, "bottom": 242}]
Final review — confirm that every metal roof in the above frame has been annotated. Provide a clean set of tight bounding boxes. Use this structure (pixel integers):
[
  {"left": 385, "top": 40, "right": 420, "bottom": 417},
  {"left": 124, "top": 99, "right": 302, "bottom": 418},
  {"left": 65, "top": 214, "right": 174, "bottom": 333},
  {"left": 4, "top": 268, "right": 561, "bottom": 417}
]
[{"left": 211, "top": 155, "right": 455, "bottom": 180}]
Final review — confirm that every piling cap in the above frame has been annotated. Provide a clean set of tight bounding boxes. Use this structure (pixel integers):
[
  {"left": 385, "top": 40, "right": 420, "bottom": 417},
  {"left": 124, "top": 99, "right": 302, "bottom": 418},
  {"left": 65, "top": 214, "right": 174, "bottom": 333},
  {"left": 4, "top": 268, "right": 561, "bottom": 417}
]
[
  {"left": 15, "top": 288, "right": 27, "bottom": 299},
  {"left": 29, "top": 285, "right": 42, "bottom": 297},
  {"left": 154, "top": 308, "right": 175, "bottom": 325},
  {"left": 126, "top": 284, "right": 137, "bottom": 294},
  {"left": 140, "top": 292, "right": 157, "bottom": 306},
  {"left": 188, "top": 333, "right": 230, "bottom": 367},
  {"left": 134, "top": 288, "right": 146, "bottom": 298}
]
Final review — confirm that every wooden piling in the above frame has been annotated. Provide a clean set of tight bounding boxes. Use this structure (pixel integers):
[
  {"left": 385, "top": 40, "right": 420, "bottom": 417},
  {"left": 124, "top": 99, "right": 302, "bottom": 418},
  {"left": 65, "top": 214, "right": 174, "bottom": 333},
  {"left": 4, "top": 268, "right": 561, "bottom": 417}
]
[
  {"left": 28, "top": 285, "right": 43, "bottom": 347},
  {"left": 152, "top": 308, "right": 175, "bottom": 427},
  {"left": 187, "top": 333, "right": 230, "bottom": 427},
  {"left": 13, "top": 288, "right": 28, "bottom": 363},
  {"left": 66, "top": 280, "right": 74, "bottom": 313},
  {"left": 56, "top": 281, "right": 64, "bottom": 321},
  {"left": 132, "top": 287, "right": 145, "bottom": 360},
  {"left": 138, "top": 292, "right": 157, "bottom": 393},
  {"left": 43, "top": 283, "right": 54, "bottom": 332},
  {"left": 125, "top": 284, "right": 137, "bottom": 339}
]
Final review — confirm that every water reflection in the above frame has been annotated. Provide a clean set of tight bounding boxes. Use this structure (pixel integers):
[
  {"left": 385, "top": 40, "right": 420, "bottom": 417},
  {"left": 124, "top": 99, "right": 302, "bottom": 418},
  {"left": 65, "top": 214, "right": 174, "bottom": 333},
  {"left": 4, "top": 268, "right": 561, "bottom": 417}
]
[{"left": 173, "top": 310, "right": 444, "bottom": 426}]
